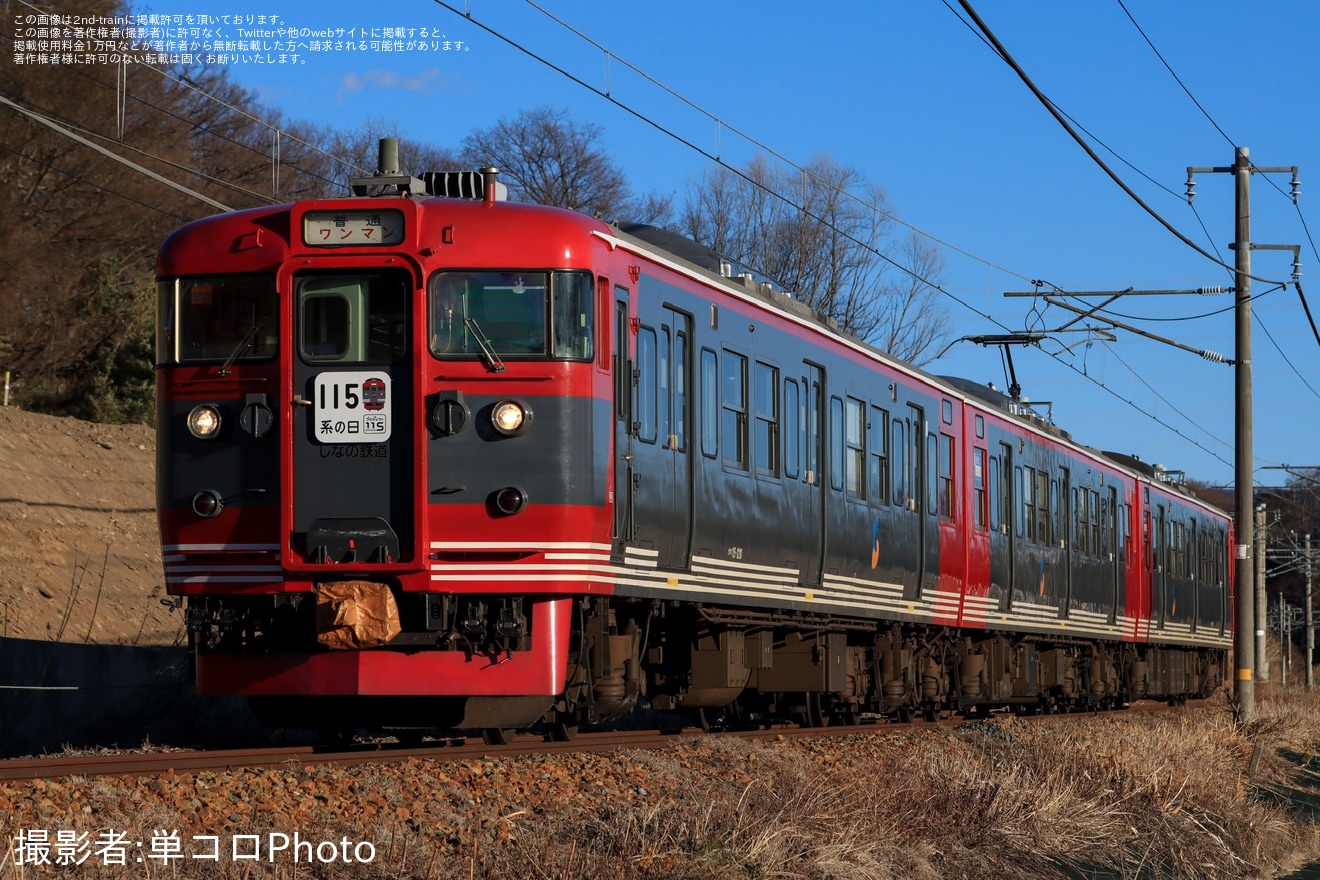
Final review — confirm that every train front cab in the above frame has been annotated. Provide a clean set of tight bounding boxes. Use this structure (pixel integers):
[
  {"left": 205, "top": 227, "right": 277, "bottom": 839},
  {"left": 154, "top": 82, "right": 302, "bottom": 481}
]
[{"left": 157, "top": 191, "right": 619, "bottom": 735}]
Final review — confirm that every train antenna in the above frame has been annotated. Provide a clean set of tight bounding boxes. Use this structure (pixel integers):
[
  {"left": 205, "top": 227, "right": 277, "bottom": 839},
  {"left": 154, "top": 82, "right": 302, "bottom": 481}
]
[{"left": 348, "top": 137, "right": 426, "bottom": 197}]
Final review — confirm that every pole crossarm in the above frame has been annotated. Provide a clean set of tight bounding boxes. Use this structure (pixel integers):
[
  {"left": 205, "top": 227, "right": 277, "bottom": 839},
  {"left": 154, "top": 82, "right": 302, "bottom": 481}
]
[{"left": 1037, "top": 296, "right": 1232, "bottom": 364}]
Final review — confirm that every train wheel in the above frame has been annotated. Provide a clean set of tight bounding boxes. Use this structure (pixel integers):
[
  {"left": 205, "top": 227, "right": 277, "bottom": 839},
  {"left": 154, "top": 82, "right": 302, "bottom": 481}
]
[
  {"left": 804, "top": 693, "right": 831, "bottom": 728},
  {"left": 482, "top": 728, "right": 516, "bottom": 746},
  {"left": 698, "top": 707, "right": 727, "bottom": 732},
  {"left": 547, "top": 722, "right": 579, "bottom": 742}
]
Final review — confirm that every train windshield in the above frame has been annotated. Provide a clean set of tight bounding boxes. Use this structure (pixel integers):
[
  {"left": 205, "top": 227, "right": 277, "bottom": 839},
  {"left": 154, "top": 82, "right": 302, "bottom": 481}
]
[
  {"left": 429, "top": 270, "right": 594, "bottom": 361},
  {"left": 157, "top": 274, "right": 278, "bottom": 365}
]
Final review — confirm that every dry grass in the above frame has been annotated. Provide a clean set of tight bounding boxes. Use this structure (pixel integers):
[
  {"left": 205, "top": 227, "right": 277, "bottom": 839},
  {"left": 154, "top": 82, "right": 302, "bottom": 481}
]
[
  {"left": 4, "top": 690, "right": 1320, "bottom": 879},
  {"left": 460, "top": 691, "right": 1320, "bottom": 880}
]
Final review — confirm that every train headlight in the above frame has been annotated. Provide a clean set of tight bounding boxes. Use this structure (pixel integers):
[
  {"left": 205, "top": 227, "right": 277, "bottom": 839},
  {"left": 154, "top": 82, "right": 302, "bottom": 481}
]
[
  {"left": 191, "top": 490, "right": 224, "bottom": 518},
  {"left": 187, "top": 404, "right": 222, "bottom": 439},
  {"left": 490, "top": 399, "right": 531, "bottom": 436}
]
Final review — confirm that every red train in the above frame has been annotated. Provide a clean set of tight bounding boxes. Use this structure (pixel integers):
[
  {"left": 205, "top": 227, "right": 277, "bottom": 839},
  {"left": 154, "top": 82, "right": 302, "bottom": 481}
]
[{"left": 156, "top": 149, "right": 1231, "bottom": 742}]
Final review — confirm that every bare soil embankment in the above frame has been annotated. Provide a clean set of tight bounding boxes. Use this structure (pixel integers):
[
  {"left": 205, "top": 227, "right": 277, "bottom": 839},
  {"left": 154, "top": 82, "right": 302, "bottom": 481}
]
[{"left": 0, "top": 406, "right": 177, "bottom": 646}]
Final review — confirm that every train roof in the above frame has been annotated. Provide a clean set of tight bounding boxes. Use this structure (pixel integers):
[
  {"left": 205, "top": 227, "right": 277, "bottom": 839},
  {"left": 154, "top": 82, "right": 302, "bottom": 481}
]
[{"left": 605, "top": 219, "right": 1220, "bottom": 513}]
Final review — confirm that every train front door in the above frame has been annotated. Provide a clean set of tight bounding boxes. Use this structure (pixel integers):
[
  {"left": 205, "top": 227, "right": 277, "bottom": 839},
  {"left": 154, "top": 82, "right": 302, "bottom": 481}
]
[{"left": 289, "top": 270, "right": 415, "bottom": 565}]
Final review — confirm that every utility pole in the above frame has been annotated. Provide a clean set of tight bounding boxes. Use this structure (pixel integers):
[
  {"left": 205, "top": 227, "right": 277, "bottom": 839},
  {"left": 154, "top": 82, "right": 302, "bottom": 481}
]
[
  {"left": 1188, "top": 148, "right": 1300, "bottom": 721},
  {"left": 1307, "top": 533, "right": 1314, "bottom": 690},
  {"left": 1234, "top": 147, "right": 1256, "bottom": 714},
  {"left": 1280, "top": 592, "right": 1290, "bottom": 687},
  {"left": 1256, "top": 505, "right": 1269, "bottom": 686}
]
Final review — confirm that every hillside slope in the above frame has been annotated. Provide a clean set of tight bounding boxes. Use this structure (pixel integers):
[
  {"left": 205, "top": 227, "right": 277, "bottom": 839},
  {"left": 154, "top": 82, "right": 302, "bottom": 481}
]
[{"left": 0, "top": 406, "right": 179, "bottom": 645}]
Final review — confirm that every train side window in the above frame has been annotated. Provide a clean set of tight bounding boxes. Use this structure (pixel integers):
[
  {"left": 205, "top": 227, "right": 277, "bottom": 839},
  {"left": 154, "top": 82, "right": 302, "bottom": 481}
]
[
  {"left": 892, "top": 420, "right": 907, "bottom": 507},
  {"left": 988, "top": 454, "right": 999, "bottom": 532},
  {"left": 596, "top": 278, "right": 610, "bottom": 371},
  {"left": 869, "top": 406, "right": 889, "bottom": 505},
  {"left": 845, "top": 396, "right": 865, "bottom": 498},
  {"left": 1143, "top": 509, "right": 1152, "bottom": 570},
  {"left": 1102, "top": 493, "right": 1113, "bottom": 559},
  {"left": 829, "top": 397, "right": 844, "bottom": 491},
  {"left": 941, "top": 399, "right": 953, "bottom": 424},
  {"left": 926, "top": 433, "right": 938, "bottom": 519},
  {"left": 1188, "top": 521, "right": 1197, "bottom": 581},
  {"left": 659, "top": 326, "right": 671, "bottom": 445},
  {"left": 1120, "top": 502, "right": 1130, "bottom": 555},
  {"left": 938, "top": 433, "right": 954, "bottom": 521},
  {"left": 1049, "top": 478, "right": 1061, "bottom": 545},
  {"left": 721, "top": 350, "right": 748, "bottom": 471},
  {"left": 1173, "top": 520, "right": 1186, "bottom": 578},
  {"left": 551, "top": 271, "right": 594, "bottom": 360},
  {"left": 806, "top": 375, "right": 821, "bottom": 485},
  {"left": 998, "top": 443, "right": 1013, "bottom": 531},
  {"left": 973, "top": 447, "right": 987, "bottom": 530},
  {"left": 636, "top": 325, "right": 657, "bottom": 444},
  {"left": 1090, "top": 490, "right": 1101, "bottom": 558},
  {"left": 975, "top": 414, "right": 985, "bottom": 439},
  {"left": 673, "top": 329, "right": 687, "bottom": 452},
  {"left": 614, "top": 296, "right": 630, "bottom": 424},
  {"left": 754, "top": 361, "right": 780, "bottom": 477},
  {"left": 1075, "top": 489, "right": 1089, "bottom": 555},
  {"left": 1034, "top": 470, "right": 1049, "bottom": 544},
  {"left": 700, "top": 348, "right": 718, "bottom": 459},
  {"left": 784, "top": 379, "right": 801, "bottom": 480},
  {"left": 908, "top": 408, "right": 924, "bottom": 514},
  {"left": 1017, "top": 466, "right": 1029, "bottom": 539}
]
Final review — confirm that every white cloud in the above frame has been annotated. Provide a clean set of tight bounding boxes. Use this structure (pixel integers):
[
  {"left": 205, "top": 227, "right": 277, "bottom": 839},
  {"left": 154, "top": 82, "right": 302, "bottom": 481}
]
[{"left": 338, "top": 68, "right": 450, "bottom": 98}]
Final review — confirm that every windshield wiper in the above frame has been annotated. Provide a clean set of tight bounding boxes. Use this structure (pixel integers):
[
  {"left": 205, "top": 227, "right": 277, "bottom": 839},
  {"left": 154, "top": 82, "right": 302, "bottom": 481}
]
[
  {"left": 218, "top": 323, "right": 262, "bottom": 376},
  {"left": 464, "top": 317, "right": 506, "bottom": 373}
]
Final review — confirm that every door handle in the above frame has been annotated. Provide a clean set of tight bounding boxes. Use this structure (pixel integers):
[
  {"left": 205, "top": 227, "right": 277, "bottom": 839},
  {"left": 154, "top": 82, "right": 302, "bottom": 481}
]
[{"left": 291, "top": 396, "right": 312, "bottom": 407}]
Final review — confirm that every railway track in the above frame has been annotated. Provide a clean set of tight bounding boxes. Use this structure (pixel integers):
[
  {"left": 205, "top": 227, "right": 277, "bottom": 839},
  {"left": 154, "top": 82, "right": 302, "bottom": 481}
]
[{"left": 0, "top": 700, "right": 1188, "bottom": 781}]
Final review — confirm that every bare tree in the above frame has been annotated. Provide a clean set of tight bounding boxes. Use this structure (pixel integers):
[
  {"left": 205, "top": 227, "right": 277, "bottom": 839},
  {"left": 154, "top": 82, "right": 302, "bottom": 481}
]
[
  {"left": 459, "top": 107, "right": 671, "bottom": 224},
  {"left": 680, "top": 154, "right": 949, "bottom": 364}
]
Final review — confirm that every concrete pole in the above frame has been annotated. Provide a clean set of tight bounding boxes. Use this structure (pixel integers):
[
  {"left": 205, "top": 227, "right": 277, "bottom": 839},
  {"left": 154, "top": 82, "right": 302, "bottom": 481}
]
[
  {"left": 1256, "top": 505, "right": 1269, "bottom": 685},
  {"left": 1233, "top": 146, "right": 1255, "bottom": 720},
  {"left": 1307, "top": 533, "right": 1314, "bottom": 689}
]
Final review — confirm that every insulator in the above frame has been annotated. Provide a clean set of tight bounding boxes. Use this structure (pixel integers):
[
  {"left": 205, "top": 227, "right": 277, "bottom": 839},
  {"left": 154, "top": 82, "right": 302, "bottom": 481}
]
[
  {"left": 1196, "top": 286, "right": 1231, "bottom": 295},
  {"left": 1293, "top": 257, "right": 1302, "bottom": 281},
  {"left": 1291, "top": 170, "right": 1301, "bottom": 205},
  {"left": 1199, "top": 349, "right": 1227, "bottom": 363},
  {"left": 1185, "top": 172, "right": 1196, "bottom": 205}
]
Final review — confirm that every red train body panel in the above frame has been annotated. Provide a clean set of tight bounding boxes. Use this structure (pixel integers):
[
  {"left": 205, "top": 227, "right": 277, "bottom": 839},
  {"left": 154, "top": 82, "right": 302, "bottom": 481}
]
[{"left": 156, "top": 166, "right": 1231, "bottom": 736}]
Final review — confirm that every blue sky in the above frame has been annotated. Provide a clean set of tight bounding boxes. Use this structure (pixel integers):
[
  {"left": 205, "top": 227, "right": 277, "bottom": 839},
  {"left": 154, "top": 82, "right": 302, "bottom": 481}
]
[{"left": 143, "top": 0, "right": 1320, "bottom": 488}]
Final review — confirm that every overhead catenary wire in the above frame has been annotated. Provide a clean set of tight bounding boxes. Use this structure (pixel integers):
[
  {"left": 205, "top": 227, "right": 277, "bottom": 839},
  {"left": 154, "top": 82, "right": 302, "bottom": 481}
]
[
  {"left": 435, "top": 0, "right": 1260, "bottom": 471},
  {"left": 1256, "top": 310, "right": 1320, "bottom": 401},
  {"left": 0, "top": 139, "right": 192, "bottom": 221},
  {"left": 434, "top": 0, "right": 1010, "bottom": 332},
  {"left": 511, "top": 0, "right": 1033, "bottom": 287},
  {"left": 1100, "top": 341, "right": 1234, "bottom": 459},
  {"left": 954, "top": 0, "right": 1287, "bottom": 288},
  {"left": 0, "top": 94, "right": 232, "bottom": 212},
  {"left": 0, "top": 92, "right": 278, "bottom": 206},
  {"left": 7, "top": 0, "right": 367, "bottom": 186}
]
